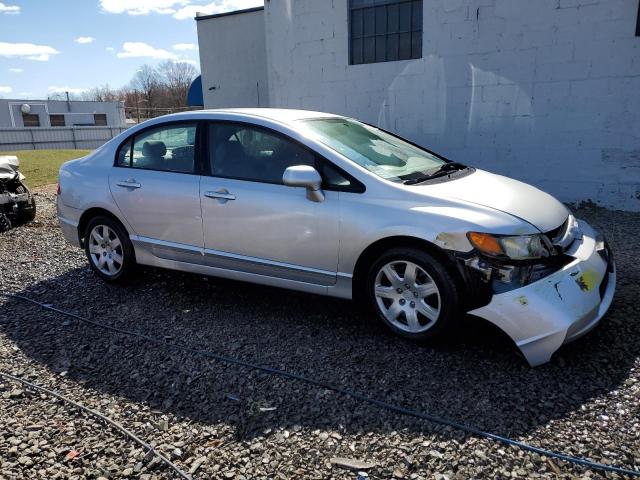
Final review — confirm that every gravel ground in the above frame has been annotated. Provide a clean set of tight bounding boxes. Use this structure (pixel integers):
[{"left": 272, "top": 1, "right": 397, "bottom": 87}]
[{"left": 0, "top": 187, "right": 639, "bottom": 479}]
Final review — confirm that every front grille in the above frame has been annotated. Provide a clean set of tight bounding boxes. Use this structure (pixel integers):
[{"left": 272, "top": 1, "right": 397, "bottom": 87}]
[
  {"left": 599, "top": 270, "right": 609, "bottom": 300},
  {"left": 597, "top": 243, "right": 614, "bottom": 300},
  {"left": 545, "top": 218, "right": 568, "bottom": 242},
  {"left": 546, "top": 215, "right": 581, "bottom": 253}
]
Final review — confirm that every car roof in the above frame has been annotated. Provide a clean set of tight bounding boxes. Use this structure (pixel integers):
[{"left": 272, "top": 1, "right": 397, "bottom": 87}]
[{"left": 160, "top": 108, "right": 344, "bottom": 126}]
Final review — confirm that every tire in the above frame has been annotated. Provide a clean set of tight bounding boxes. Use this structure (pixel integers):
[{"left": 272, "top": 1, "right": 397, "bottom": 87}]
[
  {"left": 365, "top": 247, "right": 461, "bottom": 341},
  {"left": 0, "top": 213, "right": 11, "bottom": 232},
  {"left": 84, "top": 215, "right": 137, "bottom": 283},
  {"left": 18, "top": 196, "right": 36, "bottom": 223}
]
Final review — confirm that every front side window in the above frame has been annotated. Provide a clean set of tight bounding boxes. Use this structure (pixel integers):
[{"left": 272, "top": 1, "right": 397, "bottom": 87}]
[
  {"left": 299, "top": 117, "right": 445, "bottom": 183},
  {"left": 209, "top": 123, "right": 314, "bottom": 184},
  {"left": 117, "top": 123, "right": 197, "bottom": 173},
  {"left": 350, "top": 0, "right": 422, "bottom": 65}
]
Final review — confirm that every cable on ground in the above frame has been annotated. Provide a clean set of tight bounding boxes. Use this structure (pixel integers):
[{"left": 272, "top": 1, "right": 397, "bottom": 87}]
[
  {"left": 2, "top": 292, "right": 639, "bottom": 478},
  {"left": 0, "top": 370, "right": 190, "bottom": 479}
]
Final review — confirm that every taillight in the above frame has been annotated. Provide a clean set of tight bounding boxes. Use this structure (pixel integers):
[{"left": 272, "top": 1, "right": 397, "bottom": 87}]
[{"left": 56, "top": 184, "right": 61, "bottom": 195}]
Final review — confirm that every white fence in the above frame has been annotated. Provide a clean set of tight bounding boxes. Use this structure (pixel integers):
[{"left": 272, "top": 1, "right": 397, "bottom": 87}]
[{"left": 0, "top": 126, "right": 128, "bottom": 151}]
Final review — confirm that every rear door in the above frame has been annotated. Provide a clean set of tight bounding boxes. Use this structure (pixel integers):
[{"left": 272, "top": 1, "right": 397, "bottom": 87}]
[{"left": 109, "top": 121, "right": 204, "bottom": 258}]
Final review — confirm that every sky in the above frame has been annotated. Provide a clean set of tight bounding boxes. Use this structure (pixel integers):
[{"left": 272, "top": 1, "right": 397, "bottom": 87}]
[{"left": 0, "top": 0, "right": 263, "bottom": 99}]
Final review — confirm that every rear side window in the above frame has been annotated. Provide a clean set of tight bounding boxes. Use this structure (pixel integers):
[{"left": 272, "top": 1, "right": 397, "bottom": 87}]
[
  {"left": 115, "top": 123, "right": 197, "bottom": 174},
  {"left": 208, "top": 122, "right": 315, "bottom": 184}
]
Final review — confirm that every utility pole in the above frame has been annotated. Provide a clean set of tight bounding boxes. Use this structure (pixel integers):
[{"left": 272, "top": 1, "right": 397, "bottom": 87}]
[{"left": 134, "top": 90, "right": 140, "bottom": 124}]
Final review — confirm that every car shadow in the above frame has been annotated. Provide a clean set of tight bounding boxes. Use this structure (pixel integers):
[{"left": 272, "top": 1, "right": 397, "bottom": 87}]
[{"left": 0, "top": 260, "right": 637, "bottom": 443}]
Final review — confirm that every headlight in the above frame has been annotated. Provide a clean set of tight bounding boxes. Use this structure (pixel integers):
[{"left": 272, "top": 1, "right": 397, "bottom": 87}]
[{"left": 467, "top": 232, "right": 553, "bottom": 260}]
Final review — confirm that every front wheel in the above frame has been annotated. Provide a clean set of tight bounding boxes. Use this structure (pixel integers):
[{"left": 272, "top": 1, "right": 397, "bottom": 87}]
[
  {"left": 365, "top": 248, "right": 461, "bottom": 340},
  {"left": 84, "top": 215, "right": 136, "bottom": 283}
]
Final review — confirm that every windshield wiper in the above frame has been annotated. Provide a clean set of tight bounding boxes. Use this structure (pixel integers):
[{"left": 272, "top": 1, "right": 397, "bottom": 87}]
[{"left": 403, "top": 162, "right": 467, "bottom": 185}]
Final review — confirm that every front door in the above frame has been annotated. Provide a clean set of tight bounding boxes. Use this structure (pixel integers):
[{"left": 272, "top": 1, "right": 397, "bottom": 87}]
[
  {"left": 109, "top": 122, "right": 203, "bottom": 256},
  {"left": 200, "top": 122, "right": 340, "bottom": 285}
]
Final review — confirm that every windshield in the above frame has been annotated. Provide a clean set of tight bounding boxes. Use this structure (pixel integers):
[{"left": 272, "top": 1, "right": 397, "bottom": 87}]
[{"left": 298, "top": 117, "right": 446, "bottom": 182}]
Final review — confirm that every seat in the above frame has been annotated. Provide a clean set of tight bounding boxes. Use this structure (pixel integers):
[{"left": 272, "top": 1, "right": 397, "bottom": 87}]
[
  {"left": 213, "top": 140, "right": 246, "bottom": 178},
  {"left": 138, "top": 141, "right": 166, "bottom": 170},
  {"left": 268, "top": 141, "right": 314, "bottom": 183},
  {"left": 168, "top": 145, "right": 195, "bottom": 172}
]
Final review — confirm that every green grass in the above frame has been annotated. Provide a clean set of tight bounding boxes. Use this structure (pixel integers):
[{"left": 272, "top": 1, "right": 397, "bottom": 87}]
[{"left": 1, "top": 149, "right": 92, "bottom": 187}]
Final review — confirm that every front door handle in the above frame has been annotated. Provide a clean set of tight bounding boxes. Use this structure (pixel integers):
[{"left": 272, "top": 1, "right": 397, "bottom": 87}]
[
  {"left": 116, "top": 178, "right": 142, "bottom": 189},
  {"left": 204, "top": 190, "right": 236, "bottom": 201}
]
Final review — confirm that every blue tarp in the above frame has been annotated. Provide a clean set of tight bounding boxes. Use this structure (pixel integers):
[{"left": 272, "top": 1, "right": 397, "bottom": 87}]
[{"left": 187, "top": 75, "right": 204, "bottom": 107}]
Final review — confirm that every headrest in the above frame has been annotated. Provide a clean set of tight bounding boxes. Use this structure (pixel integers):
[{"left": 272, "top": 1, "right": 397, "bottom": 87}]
[{"left": 142, "top": 141, "right": 166, "bottom": 158}]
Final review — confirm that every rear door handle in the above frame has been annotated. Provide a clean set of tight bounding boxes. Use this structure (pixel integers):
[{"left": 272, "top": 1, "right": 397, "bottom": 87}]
[
  {"left": 116, "top": 179, "right": 141, "bottom": 189},
  {"left": 204, "top": 190, "right": 236, "bottom": 201}
]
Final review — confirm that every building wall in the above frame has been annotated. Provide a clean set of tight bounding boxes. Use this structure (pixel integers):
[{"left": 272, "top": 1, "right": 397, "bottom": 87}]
[
  {"left": 197, "top": 8, "right": 269, "bottom": 109},
  {"left": 0, "top": 99, "right": 125, "bottom": 128},
  {"left": 264, "top": 0, "right": 640, "bottom": 211}
]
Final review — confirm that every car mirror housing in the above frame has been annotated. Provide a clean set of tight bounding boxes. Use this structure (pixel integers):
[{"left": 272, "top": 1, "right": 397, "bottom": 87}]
[{"left": 282, "top": 165, "right": 324, "bottom": 202}]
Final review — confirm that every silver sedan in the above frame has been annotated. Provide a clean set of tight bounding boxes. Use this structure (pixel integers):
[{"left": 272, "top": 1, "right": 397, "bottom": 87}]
[{"left": 57, "top": 109, "right": 616, "bottom": 366}]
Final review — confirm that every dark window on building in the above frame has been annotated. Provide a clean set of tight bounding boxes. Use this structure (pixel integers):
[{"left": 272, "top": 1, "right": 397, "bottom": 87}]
[
  {"left": 49, "top": 114, "right": 66, "bottom": 127},
  {"left": 22, "top": 113, "right": 40, "bottom": 127},
  {"left": 350, "top": 0, "right": 422, "bottom": 65},
  {"left": 94, "top": 114, "right": 108, "bottom": 126}
]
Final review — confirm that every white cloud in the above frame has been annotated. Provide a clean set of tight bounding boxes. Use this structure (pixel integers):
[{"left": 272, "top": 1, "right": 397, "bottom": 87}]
[
  {"left": 75, "top": 36, "right": 95, "bottom": 44},
  {"left": 8, "top": 67, "right": 23, "bottom": 73},
  {"left": 173, "top": 1, "right": 263, "bottom": 20},
  {"left": 0, "top": 86, "right": 12, "bottom": 94},
  {"left": 99, "top": 0, "right": 188, "bottom": 16},
  {"left": 48, "top": 86, "right": 88, "bottom": 95},
  {"left": 0, "top": 2, "right": 20, "bottom": 14},
  {"left": 0, "top": 42, "right": 60, "bottom": 61},
  {"left": 100, "top": 0, "right": 263, "bottom": 19},
  {"left": 106, "top": 46, "right": 115, "bottom": 52},
  {"left": 116, "top": 42, "right": 177, "bottom": 60},
  {"left": 172, "top": 43, "right": 196, "bottom": 51}
]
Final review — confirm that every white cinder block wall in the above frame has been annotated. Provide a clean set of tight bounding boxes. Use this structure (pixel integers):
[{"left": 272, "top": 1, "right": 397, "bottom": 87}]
[
  {"left": 197, "top": 9, "right": 269, "bottom": 109},
  {"left": 264, "top": 0, "right": 640, "bottom": 210}
]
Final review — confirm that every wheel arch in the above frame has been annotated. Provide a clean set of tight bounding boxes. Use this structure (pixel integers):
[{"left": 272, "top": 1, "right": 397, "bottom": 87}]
[
  {"left": 352, "top": 235, "right": 466, "bottom": 302},
  {"left": 77, "top": 207, "right": 129, "bottom": 247}
]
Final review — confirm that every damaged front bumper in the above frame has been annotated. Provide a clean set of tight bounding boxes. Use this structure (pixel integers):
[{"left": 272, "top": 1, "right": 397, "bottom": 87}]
[{"left": 468, "top": 220, "right": 616, "bottom": 367}]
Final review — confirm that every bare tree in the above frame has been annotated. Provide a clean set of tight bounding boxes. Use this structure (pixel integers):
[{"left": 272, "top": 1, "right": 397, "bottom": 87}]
[
  {"left": 48, "top": 91, "right": 82, "bottom": 101},
  {"left": 82, "top": 84, "right": 119, "bottom": 102},
  {"left": 72, "top": 62, "right": 200, "bottom": 122},
  {"left": 158, "top": 61, "right": 199, "bottom": 108},
  {"left": 130, "top": 64, "right": 162, "bottom": 118}
]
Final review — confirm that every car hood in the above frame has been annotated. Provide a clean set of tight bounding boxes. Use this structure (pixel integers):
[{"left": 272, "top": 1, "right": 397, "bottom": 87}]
[{"left": 412, "top": 169, "right": 569, "bottom": 232}]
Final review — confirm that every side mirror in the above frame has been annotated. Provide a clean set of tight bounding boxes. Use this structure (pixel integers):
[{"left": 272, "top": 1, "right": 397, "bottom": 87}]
[{"left": 282, "top": 165, "right": 325, "bottom": 202}]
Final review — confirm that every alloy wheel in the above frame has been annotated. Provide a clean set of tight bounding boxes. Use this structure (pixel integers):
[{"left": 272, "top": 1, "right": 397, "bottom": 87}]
[
  {"left": 374, "top": 260, "right": 441, "bottom": 333},
  {"left": 88, "top": 225, "right": 124, "bottom": 276}
]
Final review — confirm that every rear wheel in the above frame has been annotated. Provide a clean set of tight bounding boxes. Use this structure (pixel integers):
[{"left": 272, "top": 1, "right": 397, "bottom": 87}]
[
  {"left": 84, "top": 215, "right": 136, "bottom": 283},
  {"left": 366, "top": 247, "right": 460, "bottom": 340},
  {"left": 18, "top": 196, "right": 36, "bottom": 223},
  {"left": 0, "top": 213, "right": 11, "bottom": 232}
]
